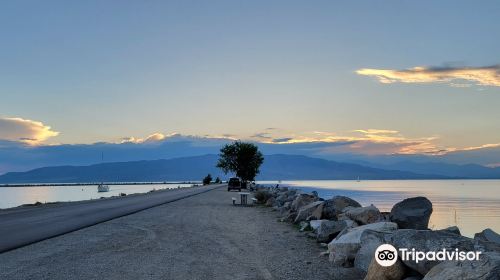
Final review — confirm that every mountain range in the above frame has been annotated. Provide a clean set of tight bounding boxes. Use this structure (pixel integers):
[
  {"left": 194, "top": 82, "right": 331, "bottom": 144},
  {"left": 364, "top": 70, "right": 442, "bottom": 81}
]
[
  {"left": 1, "top": 153, "right": 499, "bottom": 184},
  {"left": 0, "top": 154, "right": 455, "bottom": 183}
]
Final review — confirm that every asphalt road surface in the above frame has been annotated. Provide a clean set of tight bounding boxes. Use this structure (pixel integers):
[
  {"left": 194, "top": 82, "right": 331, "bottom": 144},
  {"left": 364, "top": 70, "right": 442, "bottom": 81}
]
[
  {"left": 0, "top": 186, "right": 362, "bottom": 280},
  {"left": 0, "top": 184, "right": 222, "bottom": 253}
]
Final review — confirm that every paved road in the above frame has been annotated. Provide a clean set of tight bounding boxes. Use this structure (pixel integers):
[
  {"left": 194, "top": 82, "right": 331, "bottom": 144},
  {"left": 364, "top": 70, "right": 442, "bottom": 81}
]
[
  {"left": 0, "top": 184, "right": 223, "bottom": 253},
  {"left": 0, "top": 186, "right": 362, "bottom": 280}
]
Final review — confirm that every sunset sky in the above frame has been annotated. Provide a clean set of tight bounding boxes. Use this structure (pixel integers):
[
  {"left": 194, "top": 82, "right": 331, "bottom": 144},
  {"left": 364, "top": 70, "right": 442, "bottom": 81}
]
[{"left": 1, "top": 1, "right": 499, "bottom": 159}]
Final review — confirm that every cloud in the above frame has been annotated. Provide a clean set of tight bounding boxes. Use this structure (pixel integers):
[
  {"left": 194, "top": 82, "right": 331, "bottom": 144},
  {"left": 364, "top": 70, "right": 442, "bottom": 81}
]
[
  {"left": 120, "top": 133, "right": 171, "bottom": 144},
  {"left": 272, "top": 137, "right": 294, "bottom": 143},
  {"left": 0, "top": 117, "right": 59, "bottom": 145},
  {"left": 356, "top": 64, "right": 500, "bottom": 87}
]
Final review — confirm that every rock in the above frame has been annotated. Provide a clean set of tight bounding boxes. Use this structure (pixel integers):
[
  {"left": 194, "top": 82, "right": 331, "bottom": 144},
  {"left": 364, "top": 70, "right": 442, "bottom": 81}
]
[
  {"left": 403, "top": 277, "right": 422, "bottom": 280},
  {"left": 281, "top": 211, "right": 297, "bottom": 223},
  {"left": 316, "top": 220, "right": 354, "bottom": 243},
  {"left": 355, "top": 230, "right": 392, "bottom": 272},
  {"left": 440, "top": 226, "right": 461, "bottom": 235},
  {"left": 423, "top": 252, "right": 500, "bottom": 280},
  {"left": 275, "top": 194, "right": 287, "bottom": 206},
  {"left": 474, "top": 239, "right": 500, "bottom": 253},
  {"left": 328, "top": 222, "right": 398, "bottom": 267},
  {"left": 310, "top": 219, "right": 327, "bottom": 231},
  {"left": 474, "top": 228, "right": 500, "bottom": 245},
  {"left": 265, "top": 197, "right": 275, "bottom": 207},
  {"left": 364, "top": 257, "right": 406, "bottom": 280},
  {"left": 344, "top": 205, "right": 382, "bottom": 225},
  {"left": 390, "top": 197, "right": 433, "bottom": 230},
  {"left": 391, "top": 229, "right": 475, "bottom": 275},
  {"left": 294, "top": 201, "right": 324, "bottom": 224},
  {"left": 322, "top": 196, "right": 362, "bottom": 220},
  {"left": 291, "top": 194, "right": 317, "bottom": 212},
  {"left": 312, "top": 190, "right": 319, "bottom": 197},
  {"left": 299, "top": 221, "right": 310, "bottom": 231}
]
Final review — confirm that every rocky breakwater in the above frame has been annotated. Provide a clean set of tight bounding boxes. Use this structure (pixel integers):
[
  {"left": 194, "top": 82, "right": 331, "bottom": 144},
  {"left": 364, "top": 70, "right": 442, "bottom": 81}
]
[{"left": 253, "top": 186, "right": 500, "bottom": 280}]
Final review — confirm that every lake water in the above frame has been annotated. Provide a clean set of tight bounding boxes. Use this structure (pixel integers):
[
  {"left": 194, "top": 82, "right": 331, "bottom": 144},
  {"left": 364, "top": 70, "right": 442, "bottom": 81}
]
[
  {"left": 258, "top": 180, "right": 500, "bottom": 237},
  {"left": 0, "top": 183, "right": 193, "bottom": 209}
]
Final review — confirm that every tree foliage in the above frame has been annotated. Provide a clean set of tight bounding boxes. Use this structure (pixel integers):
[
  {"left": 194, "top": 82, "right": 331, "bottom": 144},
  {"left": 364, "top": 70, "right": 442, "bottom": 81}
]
[
  {"left": 216, "top": 141, "right": 264, "bottom": 182},
  {"left": 202, "top": 174, "right": 212, "bottom": 185}
]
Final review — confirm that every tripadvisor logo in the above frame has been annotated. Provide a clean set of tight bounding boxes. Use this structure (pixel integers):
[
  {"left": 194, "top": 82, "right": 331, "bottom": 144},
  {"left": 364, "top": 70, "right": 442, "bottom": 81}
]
[
  {"left": 375, "top": 244, "right": 398, "bottom": 266},
  {"left": 374, "top": 244, "right": 482, "bottom": 266}
]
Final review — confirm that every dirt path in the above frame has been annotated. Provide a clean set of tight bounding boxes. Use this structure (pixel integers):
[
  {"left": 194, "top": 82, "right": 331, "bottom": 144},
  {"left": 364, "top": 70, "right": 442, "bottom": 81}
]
[{"left": 0, "top": 186, "right": 362, "bottom": 280}]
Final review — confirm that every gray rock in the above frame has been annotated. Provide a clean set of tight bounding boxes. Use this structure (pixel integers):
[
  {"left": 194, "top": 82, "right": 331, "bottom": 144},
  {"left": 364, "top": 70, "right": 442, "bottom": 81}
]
[
  {"left": 294, "top": 201, "right": 324, "bottom": 224},
  {"left": 391, "top": 229, "right": 475, "bottom": 275},
  {"left": 344, "top": 205, "right": 382, "bottom": 225},
  {"left": 474, "top": 228, "right": 500, "bottom": 245},
  {"left": 390, "top": 197, "right": 433, "bottom": 230},
  {"left": 423, "top": 252, "right": 500, "bottom": 280},
  {"left": 316, "top": 220, "right": 354, "bottom": 243},
  {"left": 291, "top": 194, "right": 317, "bottom": 212},
  {"left": 322, "top": 196, "right": 362, "bottom": 220},
  {"left": 355, "top": 230, "right": 392, "bottom": 272},
  {"left": 474, "top": 239, "right": 500, "bottom": 253},
  {"left": 281, "top": 211, "right": 297, "bottom": 223},
  {"left": 440, "top": 226, "right": 461, "bottom": 236},
  {"left": 310, "top": 219, "right": 328, "bottom": 231},
  {"left": 275, "top": 194, "right": 287, "bottom": 206},
  {"left": 328, "top": 222, "right": 398, "bottom": 267},
  {"left": 299, "top": 221, "right": 310, "bottom": 232},
  {"left": 364, "top": 257, "right": 406, "bottom": 280}
]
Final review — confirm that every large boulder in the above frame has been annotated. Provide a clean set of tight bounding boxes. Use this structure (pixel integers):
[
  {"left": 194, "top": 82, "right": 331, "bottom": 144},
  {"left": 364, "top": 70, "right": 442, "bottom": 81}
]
[
  {"left": 322, "top": 196, "right": 362, "bottom": 220},
  {"left": 474, "top": 228, "right": 500, "bottom": 245},
  {"left": 328, "top": 222, "right": 398, "bottom": 267},
  {"left": 390, "top": 197, "right": 432, "bottom": 230},
  {"left": 423, "top": 252, "right": 500, "bottom": 280},
  {"left": 355, "top": 230, "right": 392, "bottom": 272},
  {"left": 364, "top": 257, "right": 406, "bottom": 280},
  {"left": 290, "top": 194, "right": 317, "bottom": 212},
  {"left": 316, "top": 220, "right": 355, "bottom": 243},
  {"left": 294, "top": 201, "right": 324, "bottom": 224},
  {"left": 344, "top": 205, "right": 382, "bottom": 225},
  {"left": 391, "top": 229, "right": 475, "bottom": 275}
]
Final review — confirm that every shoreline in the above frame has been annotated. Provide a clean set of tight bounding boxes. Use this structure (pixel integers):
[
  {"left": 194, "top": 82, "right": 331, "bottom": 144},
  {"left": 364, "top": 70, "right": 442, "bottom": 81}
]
[{"left": 252, "top": 184, "right": 500, "bottom": 279}]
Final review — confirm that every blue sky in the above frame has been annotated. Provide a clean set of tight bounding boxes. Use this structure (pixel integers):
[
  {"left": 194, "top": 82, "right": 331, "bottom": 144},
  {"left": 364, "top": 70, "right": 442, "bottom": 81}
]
[{"left": 0, "top": 1, "right": 499, "bottom": 171}]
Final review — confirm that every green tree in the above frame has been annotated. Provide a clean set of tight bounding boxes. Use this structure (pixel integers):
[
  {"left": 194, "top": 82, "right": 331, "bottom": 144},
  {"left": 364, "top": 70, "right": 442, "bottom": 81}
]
[
  {"left": 203, "top": 174, "right": 212, "bottom": 185},
  {"left": 216, "top": 141, "right": 264, "bottom": 182},
  {"left": 214, "top": 177, "right": 222, "bottom": 184}
]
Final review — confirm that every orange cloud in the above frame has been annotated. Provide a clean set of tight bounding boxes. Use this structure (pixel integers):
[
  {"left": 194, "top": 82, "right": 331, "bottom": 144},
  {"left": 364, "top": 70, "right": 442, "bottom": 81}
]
[
  {"left": 0, "top": 117, "right": 59, "bottom": 145},
  {"left": 356, "top": 65, "right": 500, "bottom": 87}
]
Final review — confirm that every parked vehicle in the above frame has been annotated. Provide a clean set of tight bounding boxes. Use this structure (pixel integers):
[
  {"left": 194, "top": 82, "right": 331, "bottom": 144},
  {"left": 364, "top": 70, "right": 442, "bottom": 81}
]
[{"left": 227, "top": 177, "right": 242, "bottom": 192}]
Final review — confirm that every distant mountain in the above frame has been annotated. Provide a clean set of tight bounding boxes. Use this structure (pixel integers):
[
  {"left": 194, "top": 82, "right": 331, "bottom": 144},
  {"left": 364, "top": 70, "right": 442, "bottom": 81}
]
[
  {"left": 0, "top": 154, "right": 450, "bottom": 184},
  {"left": 361, "top": 160, "right": 500, "bottom": 179}
]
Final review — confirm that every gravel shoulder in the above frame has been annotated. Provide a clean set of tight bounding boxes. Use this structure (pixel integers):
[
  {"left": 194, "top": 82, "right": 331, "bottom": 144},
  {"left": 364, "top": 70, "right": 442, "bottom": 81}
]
[{"left": 0, "top": 186, "right": 362, "bottom": 280}]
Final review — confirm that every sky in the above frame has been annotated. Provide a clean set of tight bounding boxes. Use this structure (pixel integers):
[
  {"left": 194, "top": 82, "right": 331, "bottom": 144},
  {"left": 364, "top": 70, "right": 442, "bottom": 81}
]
[{"left": 1, "top": 1, "right": 499, "bottom": 170}]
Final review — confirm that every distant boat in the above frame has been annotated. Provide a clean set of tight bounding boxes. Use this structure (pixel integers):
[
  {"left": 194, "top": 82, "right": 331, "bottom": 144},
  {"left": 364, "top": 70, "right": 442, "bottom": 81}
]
[
  {"left": 97, "top": 152, "right": 110, "bottom": 192},
  {"left": 356, "top": 176, "right": 361, "bottom": 182}
]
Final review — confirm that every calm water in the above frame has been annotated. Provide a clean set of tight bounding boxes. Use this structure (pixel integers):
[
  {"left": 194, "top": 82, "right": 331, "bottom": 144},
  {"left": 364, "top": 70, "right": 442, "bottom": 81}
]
[
  {"left": 0, "top": 183, "right": 193, "bottom": 209},
  {"left": 259, "top": 180, "right": 500, "bottom": 237}
]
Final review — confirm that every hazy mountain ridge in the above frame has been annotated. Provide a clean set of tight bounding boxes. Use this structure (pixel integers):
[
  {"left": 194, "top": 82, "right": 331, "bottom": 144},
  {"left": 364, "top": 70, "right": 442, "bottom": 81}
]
[{"left": 0, "top": 154, "right": 453, "bottom": 184}]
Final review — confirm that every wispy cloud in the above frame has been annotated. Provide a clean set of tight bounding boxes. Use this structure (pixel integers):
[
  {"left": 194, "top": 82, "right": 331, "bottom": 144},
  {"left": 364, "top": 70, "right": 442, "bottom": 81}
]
[
  {"left": 356, "top": 64, "right": 500, "bottom": 87},
  {"left": 0, "top": 117, "right": 59, "bottom": 145}
]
